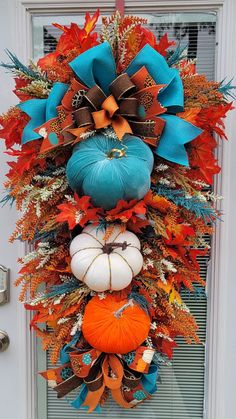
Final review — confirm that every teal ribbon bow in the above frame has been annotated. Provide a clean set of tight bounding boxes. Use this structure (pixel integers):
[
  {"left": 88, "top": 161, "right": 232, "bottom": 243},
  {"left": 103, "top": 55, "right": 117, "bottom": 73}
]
[
  {"left": 18, "top": 42, "right": 202, "bottom": 165},
  {"left": 18, "top": 82, "right": 68, "bottom": 144},
  {"left": 69, "top": 42, "right": 202, "bottom": 166}
]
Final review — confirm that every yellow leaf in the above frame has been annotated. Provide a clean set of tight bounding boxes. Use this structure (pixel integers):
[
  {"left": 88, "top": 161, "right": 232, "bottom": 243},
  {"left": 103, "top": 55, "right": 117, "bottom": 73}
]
[{"left": 169, "top": 289, "right": 182, "bottom": 305}]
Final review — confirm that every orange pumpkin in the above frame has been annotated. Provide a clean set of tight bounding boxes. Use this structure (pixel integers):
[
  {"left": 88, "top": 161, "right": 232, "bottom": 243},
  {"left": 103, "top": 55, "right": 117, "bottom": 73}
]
[{"left": 82, "top": 294, "right": 150, "bottom": 354}]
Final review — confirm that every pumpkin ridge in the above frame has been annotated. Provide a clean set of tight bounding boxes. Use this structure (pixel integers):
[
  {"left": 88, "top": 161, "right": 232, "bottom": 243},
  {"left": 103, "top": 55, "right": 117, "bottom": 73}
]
[
  {"left": 81, "top": 252, "right": 104, "bottom": 282},
  {"left": 110, "top": 160, "right": 127, "bottom": 201},
  {"left": 108, "top": 254, "right": 112, "bottom": 289},
  {"left": 70, "top": 246, "right": 101, "bottom": 257},
  {"left": 107, "top": 230, "right": 122, "bottom": 244},
  {"left": 67, "top": 155, "right": 101, "bottom": 189},
  {"left": 82, "top": 231, "right": 103, "bottom": 246},
  {"left": 112, "top": 252, "right": 134, "bottom": 276}
]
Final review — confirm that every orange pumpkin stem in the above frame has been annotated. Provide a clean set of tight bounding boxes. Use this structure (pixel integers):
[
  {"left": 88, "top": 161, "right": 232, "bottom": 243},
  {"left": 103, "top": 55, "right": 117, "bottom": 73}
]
[{"left": 113, "top": 299, "right": 134, "bottom": 318}]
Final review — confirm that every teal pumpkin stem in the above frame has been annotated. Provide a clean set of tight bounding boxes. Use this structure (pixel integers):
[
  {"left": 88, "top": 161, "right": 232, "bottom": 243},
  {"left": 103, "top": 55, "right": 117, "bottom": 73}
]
[{"left": 106, "top": 147, "right": 127, "bottom": 159}]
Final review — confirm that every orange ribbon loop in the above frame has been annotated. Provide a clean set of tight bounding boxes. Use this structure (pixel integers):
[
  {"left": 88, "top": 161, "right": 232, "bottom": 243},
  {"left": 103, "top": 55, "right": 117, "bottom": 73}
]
[
  {"left": 82, "top": 355, "right": 133, "bottom": 411},
  {"left": 102, "top": 95, "right": 119, "bottom": 117}
]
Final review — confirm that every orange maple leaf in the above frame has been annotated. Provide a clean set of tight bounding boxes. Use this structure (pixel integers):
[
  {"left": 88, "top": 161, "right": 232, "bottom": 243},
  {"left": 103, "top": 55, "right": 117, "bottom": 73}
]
[
  {"left": 57, "top": 195, "right": 101, "bottom": 229},
  {"left": 189, "top": 131, "right": 221, "bottom": 184},
  {"left": 165, "top": 223, "right": 195, "bottom": 246},
  {"left": 105, "top": 198, "right": 147, "bottom": 223},
  {"left": 144, "top": 190, "right": 172, "bottom": 213},
  {"left": 155, "top": 33, "right": 176, "bottom": 57},
  {"left": 37, "top": 10, "right": 99, "bottom": 73}
]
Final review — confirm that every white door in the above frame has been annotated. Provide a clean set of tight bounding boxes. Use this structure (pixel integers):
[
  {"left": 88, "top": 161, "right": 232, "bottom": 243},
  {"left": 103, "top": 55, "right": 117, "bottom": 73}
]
[
  {"left": 0, "top": 2, "right": 236, "bottom": 419},
  {"left": 0, "top": 2, "right": 31, "bottom": 419}
]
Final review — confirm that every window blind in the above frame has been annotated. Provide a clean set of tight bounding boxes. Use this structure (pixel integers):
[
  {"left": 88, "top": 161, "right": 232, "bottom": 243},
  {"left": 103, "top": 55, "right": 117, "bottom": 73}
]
[{"left": 34, "top": 12, "right": 216, "bottom": 419}]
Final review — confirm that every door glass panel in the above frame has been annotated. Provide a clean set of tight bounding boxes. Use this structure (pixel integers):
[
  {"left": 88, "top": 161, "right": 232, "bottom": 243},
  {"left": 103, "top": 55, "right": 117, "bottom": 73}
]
[{"left": 33, "top": 11, "right": 216, "bottom": 419}]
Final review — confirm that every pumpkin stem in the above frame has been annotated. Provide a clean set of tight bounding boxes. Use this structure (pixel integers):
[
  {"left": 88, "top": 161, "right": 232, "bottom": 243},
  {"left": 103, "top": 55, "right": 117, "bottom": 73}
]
[
  {"left": 106, "top": 148, "right": 126, "bottom": 159},
  {"left": 113, "top": 299, "right": 134, "bottom": 319},
  {"left": 102, "top": 241, "right": 131, "bottom": 254}
]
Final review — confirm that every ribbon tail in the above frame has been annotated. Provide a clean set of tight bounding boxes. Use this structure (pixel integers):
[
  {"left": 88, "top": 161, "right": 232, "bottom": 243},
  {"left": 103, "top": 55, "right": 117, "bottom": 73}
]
[
  {"left": 70, "top": 383, "right": 102, "bottom": 412},
  {"left": 156, "top": 114, "right": 203, "bottom": 166},
  {"left": 102, "top": 355, "right": 133, "bottom": 408},
  {"left": 18, "top": 98, "right": 47, "bottom": 144},
  {"left": 66, "top": 126, "right": 91, "bottom": 143},
  {"left": 54, "top": 375, "right": 83, "bottom": 398},
  {"left": 111, "top": 388, "right": 134, "bottom": 409},
  {"left": 128, "top": 117, "right": 165, "bottom": 147},
  {"left": 112, "top": 115, "right": 132, "bottom": 140},
  {"left": 82, "top": 384, "right": 105, "bottom": 412},
  {"left": 141, "top": 364, "right": 159, "bottom": 395}
]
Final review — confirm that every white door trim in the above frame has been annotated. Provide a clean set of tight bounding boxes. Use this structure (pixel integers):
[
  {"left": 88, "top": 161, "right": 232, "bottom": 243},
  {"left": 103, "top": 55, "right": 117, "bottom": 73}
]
[
  {"left": 12, "top": 1, "right": 236, "bottom": 419},
  {"left": 206, "top": 2, "right": 236, "bottom": 419}
]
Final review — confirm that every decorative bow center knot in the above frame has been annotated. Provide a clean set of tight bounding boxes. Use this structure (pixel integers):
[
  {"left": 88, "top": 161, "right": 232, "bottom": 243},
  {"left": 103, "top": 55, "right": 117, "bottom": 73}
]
[
  {"left": 72, "top": 73, "right": 142, "bottom": 140},
  {"left": 67, "top": 67, "right": 169, "bottom": 147}
]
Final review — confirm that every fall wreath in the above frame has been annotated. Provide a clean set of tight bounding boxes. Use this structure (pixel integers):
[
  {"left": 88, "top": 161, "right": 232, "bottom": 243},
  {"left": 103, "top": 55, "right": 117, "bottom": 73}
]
[{"left": 0, "top": 10, "right": 234, "bottom": 412}]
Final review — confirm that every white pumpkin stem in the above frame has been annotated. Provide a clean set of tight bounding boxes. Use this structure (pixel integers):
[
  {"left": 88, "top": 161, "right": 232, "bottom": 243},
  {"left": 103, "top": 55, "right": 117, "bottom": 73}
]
[
  {"left": 103, "top": 241, "right": 130, "bottom": 254},
  {"left": 113, "top": 299, "right": 134, "bottom": 319}
]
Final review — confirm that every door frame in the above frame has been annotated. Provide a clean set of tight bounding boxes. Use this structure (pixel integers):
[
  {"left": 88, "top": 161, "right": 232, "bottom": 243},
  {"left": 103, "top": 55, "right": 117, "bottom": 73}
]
[{"left": 12, "top": 1, "right": 236, "bottom": 419}]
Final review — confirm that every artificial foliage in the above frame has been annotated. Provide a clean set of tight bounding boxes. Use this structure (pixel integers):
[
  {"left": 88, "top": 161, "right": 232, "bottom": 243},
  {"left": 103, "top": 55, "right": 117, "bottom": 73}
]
[{"left": 0, "top": 10, "right": 234, "bottom": 412}]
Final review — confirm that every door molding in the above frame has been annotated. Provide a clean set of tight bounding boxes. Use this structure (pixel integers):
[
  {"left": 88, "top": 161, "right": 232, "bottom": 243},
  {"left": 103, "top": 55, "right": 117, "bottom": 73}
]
[{"left": 13, "top": 1, "right": 236, "bottom": 419}]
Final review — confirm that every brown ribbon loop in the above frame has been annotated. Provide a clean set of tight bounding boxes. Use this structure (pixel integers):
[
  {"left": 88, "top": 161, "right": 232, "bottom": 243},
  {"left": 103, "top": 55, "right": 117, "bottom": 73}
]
[
  {"left": 84, "top": 372, "right": 104, "bottom": 392},
  {"left": 123, "top": 368, "right": 142, "bottom": 389},
  {"left": 119, "top": 98, "right": 139, "bottom": 117},
  {"left": 54, "top": 375, "right": 83, "bottom": 399},
  {"left": 129, "top": 120, "right": 156, "bottom": 138},
  {"left": 109, "top": 73, "right": 136, "bottom": 100},
  {"left": 73, "top": 107, "right": 93, "bottom": 128},
  {"left": 85, "top": 85, "right": 107, "bottom": 110}
]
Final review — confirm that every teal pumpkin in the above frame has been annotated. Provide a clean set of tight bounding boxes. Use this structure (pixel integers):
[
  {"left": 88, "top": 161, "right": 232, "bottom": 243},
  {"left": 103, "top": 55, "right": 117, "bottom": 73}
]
[{"left": 66, "top": 133, "right": 154, "bottom": 210}]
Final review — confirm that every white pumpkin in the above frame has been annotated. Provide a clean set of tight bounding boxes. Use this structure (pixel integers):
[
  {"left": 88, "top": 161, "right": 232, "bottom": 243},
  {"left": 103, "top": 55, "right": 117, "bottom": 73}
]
[{"left": 69, "top": 225, "right": 143, "bottom": 292}]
